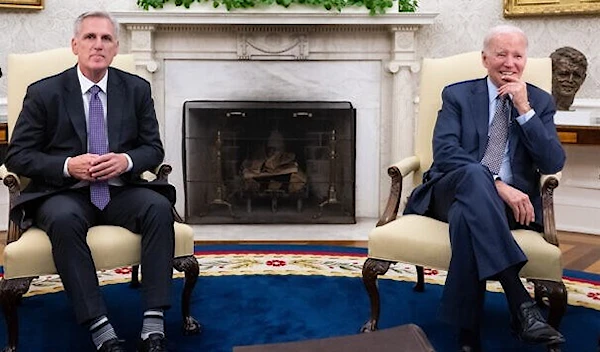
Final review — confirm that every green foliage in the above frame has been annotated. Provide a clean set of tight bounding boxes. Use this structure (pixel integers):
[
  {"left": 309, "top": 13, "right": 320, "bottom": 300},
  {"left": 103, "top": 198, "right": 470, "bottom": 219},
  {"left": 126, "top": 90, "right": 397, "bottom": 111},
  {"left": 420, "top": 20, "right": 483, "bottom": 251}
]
[{"left": 137, "top": 0, "right": 418, "bottom": 15}]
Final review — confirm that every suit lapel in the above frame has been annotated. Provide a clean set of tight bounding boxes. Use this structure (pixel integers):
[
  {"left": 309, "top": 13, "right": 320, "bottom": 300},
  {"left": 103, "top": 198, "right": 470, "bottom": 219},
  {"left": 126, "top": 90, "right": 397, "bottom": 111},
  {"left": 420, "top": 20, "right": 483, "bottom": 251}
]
[
  {"left": 469, "top": 79, "right": 490, "bottom": 160},
  {"left": 64, "top": 67, "right": 87, "bottom": 151},
  {"left": 106, "top": 67, "right": 124, "bottom": 152}
]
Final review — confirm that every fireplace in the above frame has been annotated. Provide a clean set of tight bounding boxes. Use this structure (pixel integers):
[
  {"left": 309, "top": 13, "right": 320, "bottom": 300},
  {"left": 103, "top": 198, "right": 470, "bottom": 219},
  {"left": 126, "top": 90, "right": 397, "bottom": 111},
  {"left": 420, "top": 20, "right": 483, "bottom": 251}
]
[
  {"left": 110, "top": 10, "right": 436, "bottom": 239},
  {"left": 184, "top": 101, "right": 356, "bottom": 224}
]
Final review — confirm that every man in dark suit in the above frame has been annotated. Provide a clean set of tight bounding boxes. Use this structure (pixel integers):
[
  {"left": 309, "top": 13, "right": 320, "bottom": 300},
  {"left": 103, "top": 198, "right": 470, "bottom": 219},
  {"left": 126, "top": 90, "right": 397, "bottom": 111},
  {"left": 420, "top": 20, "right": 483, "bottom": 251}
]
[
  {"left": 6, "top": 11, "right": 173, "bottom": 352},
  {"left": 404, "top": 25, "right": 566, "bottom": 351}
]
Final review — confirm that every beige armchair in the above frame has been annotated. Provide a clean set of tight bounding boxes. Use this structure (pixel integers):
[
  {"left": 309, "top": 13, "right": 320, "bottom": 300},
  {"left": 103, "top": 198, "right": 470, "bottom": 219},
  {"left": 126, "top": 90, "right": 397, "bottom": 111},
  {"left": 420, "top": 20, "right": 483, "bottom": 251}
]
[
  {"left": 0, "top": 48, "right": 201, "bottom": 351},
  {"left": 361, "top": 52, "right": 566, "bottom": 335}
]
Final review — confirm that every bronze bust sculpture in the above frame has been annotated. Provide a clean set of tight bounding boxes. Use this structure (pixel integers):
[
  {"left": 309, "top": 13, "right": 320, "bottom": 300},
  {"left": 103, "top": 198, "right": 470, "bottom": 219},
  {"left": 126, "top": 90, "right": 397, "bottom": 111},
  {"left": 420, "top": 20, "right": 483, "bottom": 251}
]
[{"left": 550, "top": 46, "right": 588, "bottom": 111}]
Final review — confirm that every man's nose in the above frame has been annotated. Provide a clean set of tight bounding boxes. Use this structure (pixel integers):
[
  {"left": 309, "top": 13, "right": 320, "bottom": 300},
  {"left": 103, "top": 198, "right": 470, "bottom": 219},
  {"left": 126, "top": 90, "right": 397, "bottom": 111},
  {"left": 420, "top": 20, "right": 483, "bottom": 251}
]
[{"left": 93, "top": 38, "right": 103, "bottom": 48}]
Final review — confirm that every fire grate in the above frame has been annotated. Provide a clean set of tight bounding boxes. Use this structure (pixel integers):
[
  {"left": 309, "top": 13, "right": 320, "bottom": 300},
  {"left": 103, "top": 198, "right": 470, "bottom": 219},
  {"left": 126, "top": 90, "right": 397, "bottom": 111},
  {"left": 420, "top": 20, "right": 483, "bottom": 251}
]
[{"left": 183, "top": 101, "right": 356, "bottom": 224}]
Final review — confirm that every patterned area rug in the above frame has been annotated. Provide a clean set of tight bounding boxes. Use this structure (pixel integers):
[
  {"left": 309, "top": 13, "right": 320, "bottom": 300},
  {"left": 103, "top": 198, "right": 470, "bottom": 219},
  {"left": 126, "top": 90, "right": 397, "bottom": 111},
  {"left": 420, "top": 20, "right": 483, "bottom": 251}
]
[{"left": 21, "top": 245, "right": 600, "bottom": 311}]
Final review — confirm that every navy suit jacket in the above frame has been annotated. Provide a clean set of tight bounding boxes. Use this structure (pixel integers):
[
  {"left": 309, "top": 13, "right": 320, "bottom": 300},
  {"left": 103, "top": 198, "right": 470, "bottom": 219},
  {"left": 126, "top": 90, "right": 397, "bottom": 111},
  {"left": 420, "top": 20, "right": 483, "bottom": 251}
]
[
  {"left": 405, "top": 77, "right": 566, "bottom": 226},
  {"left": 5, "top": 66, "right": 175, "bottom": 227}
]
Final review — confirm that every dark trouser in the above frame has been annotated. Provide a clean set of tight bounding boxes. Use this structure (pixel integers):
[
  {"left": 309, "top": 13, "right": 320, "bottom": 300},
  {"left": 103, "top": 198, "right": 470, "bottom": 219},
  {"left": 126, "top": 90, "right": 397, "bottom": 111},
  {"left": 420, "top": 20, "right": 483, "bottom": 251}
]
[
  {"left": 35, "top": 186, "right": 175, "bottom": 325},
  {"left": 428, "top": 164, "right": 527, "bottom": 330}
]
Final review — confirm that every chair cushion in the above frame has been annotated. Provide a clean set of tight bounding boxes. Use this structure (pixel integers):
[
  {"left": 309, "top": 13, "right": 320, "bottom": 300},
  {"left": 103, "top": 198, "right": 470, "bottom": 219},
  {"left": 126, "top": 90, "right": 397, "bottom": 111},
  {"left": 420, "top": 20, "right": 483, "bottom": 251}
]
[
  {"left": 368, "top": 214, "right": 563, "bottom": 282},
  {"left": 2, "top": 222, "right": 194, "bottom": 280}
]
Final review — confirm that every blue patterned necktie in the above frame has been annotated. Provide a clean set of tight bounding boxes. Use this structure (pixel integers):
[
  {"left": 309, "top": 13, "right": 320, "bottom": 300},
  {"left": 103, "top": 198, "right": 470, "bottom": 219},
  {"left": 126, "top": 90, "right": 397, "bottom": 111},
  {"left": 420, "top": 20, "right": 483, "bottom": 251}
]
[
  {"left": 481, "top": 95, "right": 510, "bottom": 175},
  {"left": 88, "top": 85, "right": 110, "bottom": 210}
]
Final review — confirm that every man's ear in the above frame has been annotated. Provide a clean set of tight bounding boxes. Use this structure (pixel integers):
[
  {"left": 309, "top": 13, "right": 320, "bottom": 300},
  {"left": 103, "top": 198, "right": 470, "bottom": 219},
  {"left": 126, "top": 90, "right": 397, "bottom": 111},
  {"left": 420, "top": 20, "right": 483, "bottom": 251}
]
[{"left": 71, "top": 38, "right": 78, "bottom": 55}]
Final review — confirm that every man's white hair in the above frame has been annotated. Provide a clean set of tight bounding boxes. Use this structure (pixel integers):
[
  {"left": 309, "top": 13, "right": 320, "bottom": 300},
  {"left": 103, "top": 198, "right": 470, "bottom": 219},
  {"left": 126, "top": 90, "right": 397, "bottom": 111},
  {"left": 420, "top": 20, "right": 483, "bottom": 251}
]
[
  {"left": 73, "top": 11, "right": 119, "bottom": 39},
  {"left": 483, "top": 24, "right": 528, "bottom": 52}
]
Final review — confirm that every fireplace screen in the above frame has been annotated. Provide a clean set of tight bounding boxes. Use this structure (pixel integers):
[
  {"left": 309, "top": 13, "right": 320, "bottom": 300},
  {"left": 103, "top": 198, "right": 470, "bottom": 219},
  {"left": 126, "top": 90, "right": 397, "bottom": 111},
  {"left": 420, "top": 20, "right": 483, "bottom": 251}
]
[{"left": 183, "top": 101, "right": 356, "bottom": 224}]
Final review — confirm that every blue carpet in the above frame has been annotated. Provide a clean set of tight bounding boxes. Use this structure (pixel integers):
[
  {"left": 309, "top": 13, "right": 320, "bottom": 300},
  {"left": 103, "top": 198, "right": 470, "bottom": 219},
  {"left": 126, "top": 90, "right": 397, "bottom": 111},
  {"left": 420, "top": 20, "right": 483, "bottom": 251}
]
[{"left": 0, "top": 244, "right": 598, "bottom": 352}]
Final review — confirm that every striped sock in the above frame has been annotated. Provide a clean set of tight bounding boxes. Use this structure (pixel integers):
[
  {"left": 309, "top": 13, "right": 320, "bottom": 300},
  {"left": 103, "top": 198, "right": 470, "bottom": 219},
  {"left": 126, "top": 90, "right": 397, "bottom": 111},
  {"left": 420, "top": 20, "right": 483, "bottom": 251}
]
[
  {"left": 89, "top": 316, "right": 118, "bottom": 350},
  {"left": 141, "top": 309, "right": 165, "bottom": 340}
]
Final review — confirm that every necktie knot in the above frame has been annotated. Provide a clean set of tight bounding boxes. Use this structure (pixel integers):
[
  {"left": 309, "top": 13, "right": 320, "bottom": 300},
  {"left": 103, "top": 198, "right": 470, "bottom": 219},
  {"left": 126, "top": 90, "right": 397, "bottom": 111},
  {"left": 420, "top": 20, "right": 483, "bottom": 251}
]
[
  {"left": 497, "top": 94, "right": 509, "bottom": 110},
  {"left": 89, "top": 85, "right": 101, "bottom": 97}
]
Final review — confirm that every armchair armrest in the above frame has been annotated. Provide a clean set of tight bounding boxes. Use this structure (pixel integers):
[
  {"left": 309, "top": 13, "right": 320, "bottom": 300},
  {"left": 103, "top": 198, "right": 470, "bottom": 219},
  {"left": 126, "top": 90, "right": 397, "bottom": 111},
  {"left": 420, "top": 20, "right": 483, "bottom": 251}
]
[
  {"left": 377, "top": 156, "right": 421, "bottom": 227},
  {"left": 142, "top": 164, "right": 173, "bottom": 182},
  {"left": 1, "top": 163, "right": 179, "bottom": 247},
  {"left": 0, "top": 165, "right": 22, "bottom": 190},
  {"left": 540, "top": 172, "right": 561, "bottom": 247},
  {"left": 1, "top": 164, "right": 26, "bottom": 246},
  {"left": 390, "top": 156, "right": 420, "bottom": 178},
  {"left": 141, "top": 164, "right": 184, "bottom": 222}
]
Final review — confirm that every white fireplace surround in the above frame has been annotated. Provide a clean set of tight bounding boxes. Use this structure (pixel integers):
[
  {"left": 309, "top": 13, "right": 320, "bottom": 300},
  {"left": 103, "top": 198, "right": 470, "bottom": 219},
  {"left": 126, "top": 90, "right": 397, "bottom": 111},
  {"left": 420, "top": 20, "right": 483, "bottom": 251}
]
[{"left": 110, "top": 10, "right": 437, "bottom": 240}]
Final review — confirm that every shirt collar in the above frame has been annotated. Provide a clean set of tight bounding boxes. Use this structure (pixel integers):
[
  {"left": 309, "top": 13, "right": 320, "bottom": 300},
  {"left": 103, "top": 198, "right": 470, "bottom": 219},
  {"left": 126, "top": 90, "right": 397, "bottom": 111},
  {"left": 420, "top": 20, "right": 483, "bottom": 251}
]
[
  {"left": 486, "top": 76, "right": 499, "bottom": 104},
  {"left": 77, "top": 66, "right": 108, "bottom": 95},
  {"left": 486, "top": 76, "right": 513, "bottom": 103}
]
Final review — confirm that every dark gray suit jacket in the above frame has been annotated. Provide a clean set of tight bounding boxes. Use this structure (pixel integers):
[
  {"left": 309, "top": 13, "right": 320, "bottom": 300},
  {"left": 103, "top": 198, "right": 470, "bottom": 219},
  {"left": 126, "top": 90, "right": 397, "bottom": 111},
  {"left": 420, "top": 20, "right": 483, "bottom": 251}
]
[
  {"left": 5, "top": 66, "right": 175, "bottom": 227},
  {"left": 405, "top": 77, "right": 566, "bottom": 226}
]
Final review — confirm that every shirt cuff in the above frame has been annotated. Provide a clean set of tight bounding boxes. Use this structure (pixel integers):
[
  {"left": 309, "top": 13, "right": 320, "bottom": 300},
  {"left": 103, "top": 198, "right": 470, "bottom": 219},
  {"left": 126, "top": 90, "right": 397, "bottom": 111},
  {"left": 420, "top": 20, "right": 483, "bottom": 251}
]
[
  {"left": 63, "top": 157, "right": 71, "bottom": 177},
  {"left": 124, "top": 153, "right": 133, "bottom": 172},
  {"left": 516, "top": 108, "right": 535, "bottom": 125}
]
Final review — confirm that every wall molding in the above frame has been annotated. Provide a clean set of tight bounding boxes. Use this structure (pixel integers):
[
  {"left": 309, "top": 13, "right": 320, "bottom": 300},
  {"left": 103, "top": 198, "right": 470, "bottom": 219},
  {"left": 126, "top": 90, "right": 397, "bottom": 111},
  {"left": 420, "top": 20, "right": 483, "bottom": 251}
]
[{"left": 0, "top": 97, "right": 6, "bottom": 123}]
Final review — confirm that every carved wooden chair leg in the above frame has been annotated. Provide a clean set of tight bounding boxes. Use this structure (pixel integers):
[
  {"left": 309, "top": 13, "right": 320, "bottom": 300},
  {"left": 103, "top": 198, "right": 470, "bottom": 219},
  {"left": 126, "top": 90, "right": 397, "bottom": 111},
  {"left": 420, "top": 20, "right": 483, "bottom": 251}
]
[
  {"left": 130, "top": 264, "right": 141, "bottom": 288},
  {"left": 173, "top": 255, "right": 202, "bottom": 335},
  {"left": 0, "top": 277, "right": 35, "bottom": 352},
  {"left": 531, "top": 279, "right": 568, "bottom": 329},
  {"left": 414, "top": 265, "right": 425, "bottom": 292},
  {"left": 360, "top": 258, "right": 392, "bottom": 333}
]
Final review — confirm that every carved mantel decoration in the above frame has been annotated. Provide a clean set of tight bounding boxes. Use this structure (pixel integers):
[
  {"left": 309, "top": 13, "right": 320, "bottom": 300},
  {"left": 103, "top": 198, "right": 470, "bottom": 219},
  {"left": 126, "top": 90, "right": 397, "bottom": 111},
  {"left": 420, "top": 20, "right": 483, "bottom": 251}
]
[{"left": 110, "top": 10, "right": 437, "bottom": 221}]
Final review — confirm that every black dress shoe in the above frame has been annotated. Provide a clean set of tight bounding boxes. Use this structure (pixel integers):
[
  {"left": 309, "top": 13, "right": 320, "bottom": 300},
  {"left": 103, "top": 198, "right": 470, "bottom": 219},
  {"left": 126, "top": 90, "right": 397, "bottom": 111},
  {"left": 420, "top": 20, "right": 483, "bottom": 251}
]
[
  {"left": 138, "top": 333, "right": 167, "bottom": 352},
  {"left": 98, "top": 338, "right": 126, "bottom": 352},
  {"left": 458, "top": 328, "right": 482, "bottom": 352},
  {"left": 511, "top": 301, "right": 566, "bottom": 345}
]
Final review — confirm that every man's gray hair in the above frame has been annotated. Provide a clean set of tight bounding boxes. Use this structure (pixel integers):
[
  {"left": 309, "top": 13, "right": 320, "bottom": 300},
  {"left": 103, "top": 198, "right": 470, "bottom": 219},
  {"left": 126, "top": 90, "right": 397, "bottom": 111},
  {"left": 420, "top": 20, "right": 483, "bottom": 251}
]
[
  {"left": 483, "top": 24, "right": 528, "bottom": 52},
  {"left": 74, "top": 11, "right": 119, "bottom": 39}
]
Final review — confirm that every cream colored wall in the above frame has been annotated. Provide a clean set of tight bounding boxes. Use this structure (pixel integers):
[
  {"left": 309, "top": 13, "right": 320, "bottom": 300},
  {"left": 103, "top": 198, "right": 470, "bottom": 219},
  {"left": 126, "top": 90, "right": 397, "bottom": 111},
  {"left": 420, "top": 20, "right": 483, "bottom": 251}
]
[{"left": 4, "top": 1, "right": 599, "bottom": 99}]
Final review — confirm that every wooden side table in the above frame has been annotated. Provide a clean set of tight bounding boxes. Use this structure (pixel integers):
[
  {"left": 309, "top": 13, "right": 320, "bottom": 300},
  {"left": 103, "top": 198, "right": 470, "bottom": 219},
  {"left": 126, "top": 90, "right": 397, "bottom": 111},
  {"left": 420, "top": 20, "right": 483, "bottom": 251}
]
[
  {"left": 0, "top": 122, "right": 7, "bottom": 163},
  {"left": 556, "top": 124, "right": 600, "bottom": 145}
]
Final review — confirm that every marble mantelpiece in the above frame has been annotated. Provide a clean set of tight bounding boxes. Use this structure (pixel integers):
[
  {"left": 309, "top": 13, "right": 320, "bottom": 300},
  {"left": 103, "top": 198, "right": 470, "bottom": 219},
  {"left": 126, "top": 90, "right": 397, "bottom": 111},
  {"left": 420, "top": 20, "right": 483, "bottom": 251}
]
[{"left": 111, "top": 10, "right": 437, "bottom": 240}]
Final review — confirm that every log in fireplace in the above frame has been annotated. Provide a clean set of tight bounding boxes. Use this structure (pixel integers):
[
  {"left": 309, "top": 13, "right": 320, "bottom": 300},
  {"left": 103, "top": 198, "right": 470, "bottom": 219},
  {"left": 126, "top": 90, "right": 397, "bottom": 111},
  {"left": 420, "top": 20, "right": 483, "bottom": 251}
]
[{"left": 183, "top": 101, "right": 356, "bottom": 224}]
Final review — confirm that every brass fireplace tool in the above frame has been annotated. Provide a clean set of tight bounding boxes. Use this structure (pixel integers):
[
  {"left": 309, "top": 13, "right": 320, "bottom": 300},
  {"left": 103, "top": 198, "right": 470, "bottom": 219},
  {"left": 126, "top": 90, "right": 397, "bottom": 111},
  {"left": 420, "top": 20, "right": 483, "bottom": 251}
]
[
  {"left": 208, "top": 130, "right": 234, "bottom": 217},
  {"left": 315, "top": 129, "right": 341, "bottom": 218}
]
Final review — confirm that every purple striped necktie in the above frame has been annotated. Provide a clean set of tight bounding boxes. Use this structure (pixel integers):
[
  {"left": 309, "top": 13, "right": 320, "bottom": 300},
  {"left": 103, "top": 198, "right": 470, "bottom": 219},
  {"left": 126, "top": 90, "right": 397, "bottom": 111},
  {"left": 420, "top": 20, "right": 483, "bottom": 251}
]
[{"left": 88, "top": 85, "right": 110, "bottom": 210}]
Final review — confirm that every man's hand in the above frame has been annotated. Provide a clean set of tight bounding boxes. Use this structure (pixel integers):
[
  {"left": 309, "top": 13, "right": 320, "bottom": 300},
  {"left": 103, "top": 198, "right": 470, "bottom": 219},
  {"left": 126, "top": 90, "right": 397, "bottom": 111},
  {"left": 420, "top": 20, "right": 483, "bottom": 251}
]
[
  {"left": 88, "top": 153, "right": 129, "bottom": 181},
  {"left": 495, "top": 179, "right": 534, "bottom": 226},
  {"left": 497, "top": 74, "right": 531, "bottom": 115},
  {"left": 67, "top": 154, "right": 100, "bottom": 181}
]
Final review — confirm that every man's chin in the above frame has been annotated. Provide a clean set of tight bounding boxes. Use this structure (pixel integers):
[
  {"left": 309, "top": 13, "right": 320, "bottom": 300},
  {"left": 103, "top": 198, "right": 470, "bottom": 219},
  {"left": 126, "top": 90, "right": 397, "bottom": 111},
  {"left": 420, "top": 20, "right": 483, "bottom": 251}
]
[{"left": 89, "top": 63, "right": 110, "bottom": 71}]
